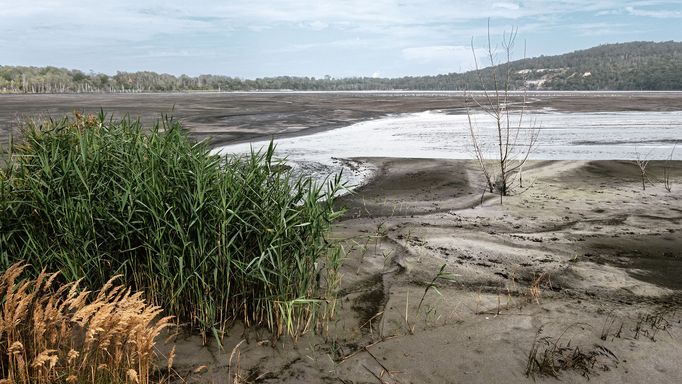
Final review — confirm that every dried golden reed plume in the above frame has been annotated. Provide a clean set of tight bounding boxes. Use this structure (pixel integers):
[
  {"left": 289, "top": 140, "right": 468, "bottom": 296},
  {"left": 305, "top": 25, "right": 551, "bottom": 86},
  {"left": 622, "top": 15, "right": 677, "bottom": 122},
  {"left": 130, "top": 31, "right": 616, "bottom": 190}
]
[{"left": 0, "top": 263, "right": 172, "bottom": 384}]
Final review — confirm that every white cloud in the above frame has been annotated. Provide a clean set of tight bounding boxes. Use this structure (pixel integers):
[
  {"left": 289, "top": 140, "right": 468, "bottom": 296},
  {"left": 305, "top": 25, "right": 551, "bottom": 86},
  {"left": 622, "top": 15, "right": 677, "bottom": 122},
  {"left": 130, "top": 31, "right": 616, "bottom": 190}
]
[
  {"left": 0, "top": 0, "right": 658, "bottom": 54},
  {"left": 625, "top": 6, "right": 682, "bottom": 18},
  {"left": 298, "top": 20, "right": 329, "bottom": 30},
  {"left": 0, "top": 1, "right": 638, "bottom": 34},
  {"left": 0, "top": 1, "right": 223, "bottom": 44},
  {"left": 596, "top": 9, "right": 622, "bottom": 16},
  {"left": 493, "top": 2, "right": 520, "bottom": 11}
]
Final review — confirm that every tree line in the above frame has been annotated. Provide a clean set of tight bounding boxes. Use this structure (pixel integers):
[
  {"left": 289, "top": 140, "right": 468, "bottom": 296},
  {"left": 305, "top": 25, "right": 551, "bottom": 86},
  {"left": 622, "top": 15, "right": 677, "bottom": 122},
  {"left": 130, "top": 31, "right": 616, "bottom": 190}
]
[{"left": 1, "top": 41, "right": 680, "bottom": 93}]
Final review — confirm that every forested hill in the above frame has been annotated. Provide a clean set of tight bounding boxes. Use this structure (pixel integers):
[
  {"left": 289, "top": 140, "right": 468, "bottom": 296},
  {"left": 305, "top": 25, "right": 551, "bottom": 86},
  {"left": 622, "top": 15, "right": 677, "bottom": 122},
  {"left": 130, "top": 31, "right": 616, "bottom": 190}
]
[
  {"left": 1, "top": 41, "right": 681, "bottom": 93},
  {"left": 488, "top": 41, "right": 682, "bottom": 90}
]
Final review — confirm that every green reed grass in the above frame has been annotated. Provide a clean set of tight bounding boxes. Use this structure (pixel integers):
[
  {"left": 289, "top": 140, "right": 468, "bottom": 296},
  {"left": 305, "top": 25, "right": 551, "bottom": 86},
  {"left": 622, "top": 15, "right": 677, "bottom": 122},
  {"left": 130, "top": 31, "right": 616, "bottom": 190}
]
[{"left": 0, "top": 112, "right": 343, "bottom": 341}]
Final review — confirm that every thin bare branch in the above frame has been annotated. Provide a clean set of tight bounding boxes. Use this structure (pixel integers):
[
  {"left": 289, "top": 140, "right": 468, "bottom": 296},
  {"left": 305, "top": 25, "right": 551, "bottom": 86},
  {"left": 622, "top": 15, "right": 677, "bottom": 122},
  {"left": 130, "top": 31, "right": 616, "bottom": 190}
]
[{"left": 465, "top": 23, "right": 540, "bottom": 200}]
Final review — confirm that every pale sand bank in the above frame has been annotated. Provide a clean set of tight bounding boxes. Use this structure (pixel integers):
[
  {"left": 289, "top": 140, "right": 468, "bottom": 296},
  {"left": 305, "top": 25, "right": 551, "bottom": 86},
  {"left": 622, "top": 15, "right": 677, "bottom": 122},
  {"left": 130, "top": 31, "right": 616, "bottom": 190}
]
[{"left": 164, "top": 158, "right": 682, "bottom": 383}]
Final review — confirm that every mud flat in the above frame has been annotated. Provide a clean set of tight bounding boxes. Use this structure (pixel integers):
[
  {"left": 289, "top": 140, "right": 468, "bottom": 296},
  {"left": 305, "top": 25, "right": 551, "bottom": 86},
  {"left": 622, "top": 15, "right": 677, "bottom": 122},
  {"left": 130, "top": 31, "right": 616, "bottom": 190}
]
[
  {"left": 163, "top": 158, "right": 682, "bottom": 383},
  {"left": 213, "top": 109, "right": 682, "bottom": 190},
  {"left": 3, "top": 91, "right": 682, "bottom": 146}
]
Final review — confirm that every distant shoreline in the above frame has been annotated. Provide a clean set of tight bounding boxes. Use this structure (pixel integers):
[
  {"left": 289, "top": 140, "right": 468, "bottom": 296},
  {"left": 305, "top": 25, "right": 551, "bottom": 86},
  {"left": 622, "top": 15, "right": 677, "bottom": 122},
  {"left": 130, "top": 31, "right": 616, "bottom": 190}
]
[{"left": 3, "top": 90, "right": 682, "bottom": 96}]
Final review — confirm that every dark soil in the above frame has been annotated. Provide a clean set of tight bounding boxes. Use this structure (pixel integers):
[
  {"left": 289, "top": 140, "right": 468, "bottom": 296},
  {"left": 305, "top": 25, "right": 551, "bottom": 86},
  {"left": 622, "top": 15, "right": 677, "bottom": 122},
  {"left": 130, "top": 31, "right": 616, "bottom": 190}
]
[{"left": 3, "top": 91, "right": 682, "bottom": 147}]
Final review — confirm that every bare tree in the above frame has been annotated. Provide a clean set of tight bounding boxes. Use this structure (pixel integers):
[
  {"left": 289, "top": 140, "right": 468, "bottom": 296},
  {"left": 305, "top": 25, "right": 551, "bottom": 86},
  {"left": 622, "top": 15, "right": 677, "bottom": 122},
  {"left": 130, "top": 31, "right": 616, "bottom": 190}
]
[
  {"left": 466, "top": 22, "right": 540, "bottom": 204},
  {"left": 663, "top": 145, "right": 676, "bottom": 192},
  {"left": 633, "top": 147, "right": 654, "bottom": 191}
]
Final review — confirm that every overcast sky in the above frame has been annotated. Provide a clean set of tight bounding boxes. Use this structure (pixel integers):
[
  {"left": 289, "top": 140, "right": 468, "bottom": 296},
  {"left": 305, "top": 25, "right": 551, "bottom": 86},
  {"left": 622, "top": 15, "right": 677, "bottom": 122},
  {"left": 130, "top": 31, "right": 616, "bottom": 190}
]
[{"left": 1, "top": 1, "right": 680, "bottom": 78}]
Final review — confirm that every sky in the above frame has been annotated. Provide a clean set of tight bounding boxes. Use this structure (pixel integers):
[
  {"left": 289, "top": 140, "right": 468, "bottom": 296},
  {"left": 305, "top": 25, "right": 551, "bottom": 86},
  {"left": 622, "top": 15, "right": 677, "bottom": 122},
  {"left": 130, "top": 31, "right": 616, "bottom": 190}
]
[{"left": 1, "top": 1, "right": 680, "bottom": 79}]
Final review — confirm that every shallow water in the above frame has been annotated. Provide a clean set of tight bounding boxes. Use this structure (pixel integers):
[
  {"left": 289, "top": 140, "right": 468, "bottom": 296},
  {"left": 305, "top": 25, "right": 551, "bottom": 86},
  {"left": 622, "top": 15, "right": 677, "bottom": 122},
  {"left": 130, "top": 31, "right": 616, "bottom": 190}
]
[{"left": 213, "top": 110, "right": 682, "bottom": 187}]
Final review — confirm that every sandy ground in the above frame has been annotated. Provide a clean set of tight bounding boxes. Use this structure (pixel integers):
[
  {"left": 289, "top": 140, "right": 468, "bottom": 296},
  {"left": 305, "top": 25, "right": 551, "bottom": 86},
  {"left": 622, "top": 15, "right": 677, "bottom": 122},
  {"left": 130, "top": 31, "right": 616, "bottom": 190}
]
[{"left": 163, "top": 158, "right": 682, "bottom": 383}]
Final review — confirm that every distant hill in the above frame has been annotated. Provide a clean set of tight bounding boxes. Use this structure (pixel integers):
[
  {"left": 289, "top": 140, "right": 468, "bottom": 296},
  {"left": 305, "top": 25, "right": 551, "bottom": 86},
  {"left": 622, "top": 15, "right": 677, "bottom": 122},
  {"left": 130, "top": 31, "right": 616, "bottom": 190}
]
[
  {"left": 2, "top": 41, "right": 681, "bottom": 92},
  {"left": 475, "top": 41, "right": 682, "bottom": 91}
]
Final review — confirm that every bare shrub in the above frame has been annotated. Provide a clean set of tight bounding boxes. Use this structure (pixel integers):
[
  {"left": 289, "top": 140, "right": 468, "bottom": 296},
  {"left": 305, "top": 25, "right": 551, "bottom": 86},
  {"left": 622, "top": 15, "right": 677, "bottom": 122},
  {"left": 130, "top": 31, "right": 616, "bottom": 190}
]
[
  {"left": 633, "top": 147, "right": 654, "bottom": 191},
  {"left": 466, "top": 22, "right": 540, "bottom": 203}
]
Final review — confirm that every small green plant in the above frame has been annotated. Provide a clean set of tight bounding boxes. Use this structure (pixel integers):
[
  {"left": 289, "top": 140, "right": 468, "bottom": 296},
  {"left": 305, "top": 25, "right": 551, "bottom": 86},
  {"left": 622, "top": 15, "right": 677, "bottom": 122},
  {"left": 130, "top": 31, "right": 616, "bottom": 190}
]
[
  {"left": 398, "top": 264, "right": 458, "bottom": 333},
  {"left": 416, "top": 264, "right": 455, "bottom": 314},
  {"left": 373, "top": 222, "right": 389, "bottom": 253}
]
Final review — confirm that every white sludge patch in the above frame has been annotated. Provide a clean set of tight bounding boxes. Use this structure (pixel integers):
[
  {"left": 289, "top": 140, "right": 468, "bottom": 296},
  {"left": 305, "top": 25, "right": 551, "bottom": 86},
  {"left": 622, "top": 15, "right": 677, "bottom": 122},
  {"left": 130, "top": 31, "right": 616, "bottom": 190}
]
[{"left": 213, "top": 110, "right": 682, "bottom": 188}]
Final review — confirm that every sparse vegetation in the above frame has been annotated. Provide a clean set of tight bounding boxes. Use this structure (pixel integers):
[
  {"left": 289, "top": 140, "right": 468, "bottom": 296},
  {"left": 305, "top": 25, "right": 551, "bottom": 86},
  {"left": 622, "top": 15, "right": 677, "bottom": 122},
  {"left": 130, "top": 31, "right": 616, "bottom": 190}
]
[
  {"left": 633, "top": 310, "right": 674, "bottom": 342},
  {"left": 0, "top": 112, "right": 343, "bottom": 342},
  {"left": 526, "top": 325, "right": 618, "bottom": 380},
  {"left": 0, "top": 263, "right": 171, "bottom": 384},
  {"left": 599, "top": 309, "right": 675, "bottom": 343}
]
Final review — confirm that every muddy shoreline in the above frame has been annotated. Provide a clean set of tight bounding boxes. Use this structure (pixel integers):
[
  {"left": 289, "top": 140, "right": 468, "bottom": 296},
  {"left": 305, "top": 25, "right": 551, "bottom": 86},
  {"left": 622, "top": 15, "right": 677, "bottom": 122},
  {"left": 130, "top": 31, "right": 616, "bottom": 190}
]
[
  {"left": 2, "top": 92, "right": 682, "bottom": 147},
  {"left": 164, "top": 158, "right": 682, "bottom": 383}
]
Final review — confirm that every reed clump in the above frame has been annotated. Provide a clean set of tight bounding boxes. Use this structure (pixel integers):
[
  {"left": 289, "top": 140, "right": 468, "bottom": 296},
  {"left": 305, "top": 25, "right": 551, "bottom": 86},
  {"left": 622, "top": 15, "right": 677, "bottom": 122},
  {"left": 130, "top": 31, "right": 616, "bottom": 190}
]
[
  {"left": 0, "top": 112, "right": 343, "bottom": 341},
  {"left": 0, "top": 262, "right": 171, "bottom": 384}
]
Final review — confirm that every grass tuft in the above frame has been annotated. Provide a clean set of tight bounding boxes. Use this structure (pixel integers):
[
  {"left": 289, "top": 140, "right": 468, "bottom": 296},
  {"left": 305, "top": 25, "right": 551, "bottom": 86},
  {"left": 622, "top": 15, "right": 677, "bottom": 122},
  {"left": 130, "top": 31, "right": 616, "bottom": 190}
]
[
  {"left": 0, "top": 112, "right": 343, "bottom": 340},
  {"left": 525, "top": 325, "right": 618, "bottom": 380},
  {"left": 0, "top": 262, "right": 171, "bottom": 384}
]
